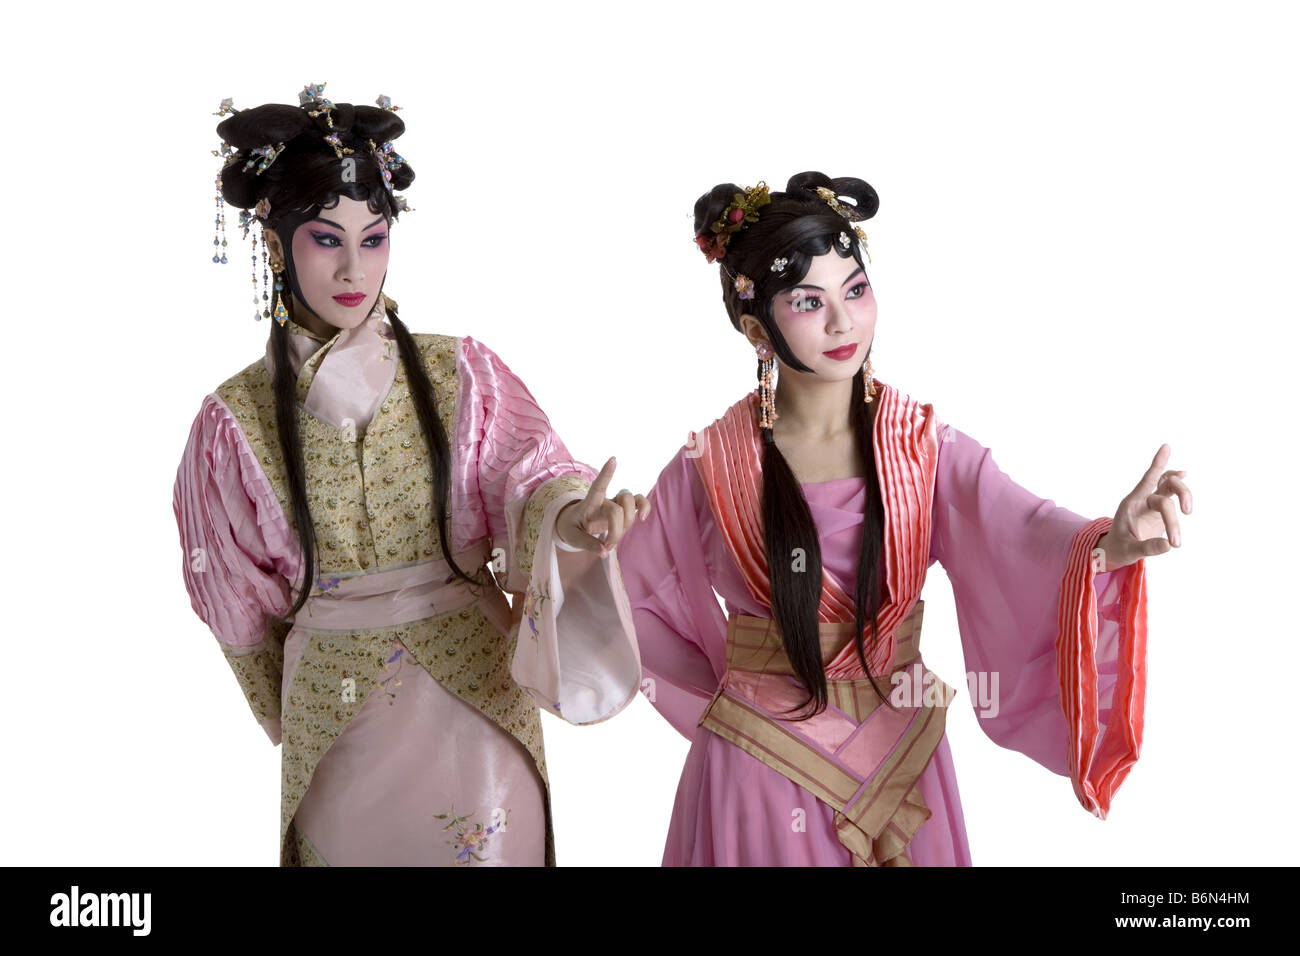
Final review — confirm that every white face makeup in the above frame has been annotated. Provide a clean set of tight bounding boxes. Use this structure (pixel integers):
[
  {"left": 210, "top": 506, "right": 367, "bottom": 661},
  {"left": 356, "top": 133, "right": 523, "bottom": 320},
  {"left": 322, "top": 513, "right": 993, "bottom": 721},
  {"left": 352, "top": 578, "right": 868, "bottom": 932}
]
[
  {"left": 267, "top": 195, "right": 391, "bottom": 337},
  {"left": 766, "top": 250, "right": 876, "bottom": 379}
]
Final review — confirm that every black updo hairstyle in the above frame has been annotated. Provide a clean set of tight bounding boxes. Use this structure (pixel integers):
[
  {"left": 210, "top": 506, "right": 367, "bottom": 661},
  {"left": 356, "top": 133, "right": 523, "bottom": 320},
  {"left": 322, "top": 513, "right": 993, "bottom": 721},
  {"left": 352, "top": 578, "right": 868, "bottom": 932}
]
[
  {"left": 216, "top": 93, "right": 482, "bottom": 624},
  {"left": 692, "top": 170, "right": 893, "bottom": 718}
]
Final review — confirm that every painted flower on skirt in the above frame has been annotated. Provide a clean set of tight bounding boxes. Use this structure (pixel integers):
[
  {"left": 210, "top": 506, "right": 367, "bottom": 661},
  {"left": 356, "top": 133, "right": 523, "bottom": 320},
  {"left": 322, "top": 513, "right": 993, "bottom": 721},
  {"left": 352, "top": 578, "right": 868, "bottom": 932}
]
[
  {"left": 435, "top": 806, "right": 509, "bottom": 865},
  {"left": 376, "top": 641, "right": 405, "bottom": 704},
  {"left": 522, "top": 581, "right": 551, "bottom": 640}
]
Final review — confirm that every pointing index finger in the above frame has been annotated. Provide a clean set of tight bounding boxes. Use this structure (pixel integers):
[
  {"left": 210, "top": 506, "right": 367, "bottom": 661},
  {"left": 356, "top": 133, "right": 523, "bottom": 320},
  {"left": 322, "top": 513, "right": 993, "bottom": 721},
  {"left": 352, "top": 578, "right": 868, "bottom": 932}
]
[
  {"left": 1133, "top": 443, "right": 1171, "bottom": 497},
  {"left": 585, "top": 457, "right": 617, "bottom": 513}
]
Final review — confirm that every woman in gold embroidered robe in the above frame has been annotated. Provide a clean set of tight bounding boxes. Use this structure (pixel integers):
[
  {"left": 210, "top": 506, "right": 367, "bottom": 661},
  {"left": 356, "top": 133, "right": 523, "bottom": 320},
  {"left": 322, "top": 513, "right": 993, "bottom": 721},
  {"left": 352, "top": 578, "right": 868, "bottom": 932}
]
[
  {"left": 615, "top": 172, "right": 1188, "bottom": 866},
  {"left": 173, "top": 87, "right": 644, "bottom": 866}
]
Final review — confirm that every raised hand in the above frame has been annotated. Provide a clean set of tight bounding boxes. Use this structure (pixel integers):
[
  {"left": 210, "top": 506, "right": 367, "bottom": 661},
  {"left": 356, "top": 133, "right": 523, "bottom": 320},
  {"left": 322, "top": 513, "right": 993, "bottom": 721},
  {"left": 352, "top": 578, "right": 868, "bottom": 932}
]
[
  {"left": 554, "top": 457, "right": 652, "bottom": 557},
  {"left": 1096, "top": 443, "right": 1192, "bottom": 571}
]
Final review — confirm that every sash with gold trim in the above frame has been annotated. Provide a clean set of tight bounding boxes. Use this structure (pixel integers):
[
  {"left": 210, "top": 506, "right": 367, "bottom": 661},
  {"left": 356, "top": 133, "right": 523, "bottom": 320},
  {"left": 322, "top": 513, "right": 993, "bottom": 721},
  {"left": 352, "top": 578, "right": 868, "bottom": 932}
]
[
  {"left": 690, "top": 383, "right": 947, "bottom": 866},
  {"left": 700, "top": 604, "right": 954, "bottom": 866}
]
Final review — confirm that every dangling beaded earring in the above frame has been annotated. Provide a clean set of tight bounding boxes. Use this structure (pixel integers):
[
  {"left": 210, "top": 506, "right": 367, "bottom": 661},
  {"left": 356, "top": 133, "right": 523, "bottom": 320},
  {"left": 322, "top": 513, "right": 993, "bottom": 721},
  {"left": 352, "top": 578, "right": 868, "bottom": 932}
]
[
  {"left": 270, "top": 262, "right": 290, "bottom": 327},
  {"left": 756, "top": 340, "right": 778, "bottom": 438},
  {"left": 862, "top": 355, "right": 877, "bottom": 404}
]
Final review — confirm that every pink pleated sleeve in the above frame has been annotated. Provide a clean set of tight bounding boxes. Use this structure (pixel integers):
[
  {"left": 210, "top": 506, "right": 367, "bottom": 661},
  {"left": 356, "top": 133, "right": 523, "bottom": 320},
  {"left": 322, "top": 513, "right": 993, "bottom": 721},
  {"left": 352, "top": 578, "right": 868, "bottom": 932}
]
[
  {"left": 929, "top": 421, "right": 1148, "bottom": 818},
  {"left": 453, "top": 336, "right": 640, "bottom": 725},
  {"left": 616, "top": 448, "right": 728, "bottom": 739},
  {"left": 172, "top": 395, "right": 301, "bottom": 746}
]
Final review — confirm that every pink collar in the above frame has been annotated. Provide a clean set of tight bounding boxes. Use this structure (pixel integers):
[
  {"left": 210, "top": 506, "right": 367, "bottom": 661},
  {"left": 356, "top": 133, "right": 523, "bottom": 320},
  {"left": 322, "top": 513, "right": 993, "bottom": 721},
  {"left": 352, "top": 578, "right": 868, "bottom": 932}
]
[{"left": 262, "top": 312, "right": 398, "bottom": 431}]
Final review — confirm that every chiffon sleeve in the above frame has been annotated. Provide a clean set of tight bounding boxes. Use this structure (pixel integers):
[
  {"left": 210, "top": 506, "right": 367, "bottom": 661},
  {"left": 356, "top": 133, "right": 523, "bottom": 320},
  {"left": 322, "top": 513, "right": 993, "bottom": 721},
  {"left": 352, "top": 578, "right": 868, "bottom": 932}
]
[
  {"left": 455, "top": 336, "right": 640, "bottom": 725},
  {"left": 172, "top": 395, "right": 300, "bottom": 746},
  {"left": 616, "top": 447, "right": 727, "bottom": 740},
  {"left": 929, "top": 420, "right": 1149, "bottom": 818}
]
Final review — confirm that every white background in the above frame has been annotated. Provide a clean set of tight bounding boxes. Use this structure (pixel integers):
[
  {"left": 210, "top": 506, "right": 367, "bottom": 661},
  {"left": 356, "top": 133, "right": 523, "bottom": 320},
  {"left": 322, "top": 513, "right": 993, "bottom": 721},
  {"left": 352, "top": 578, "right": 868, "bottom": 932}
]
[{"left": 1, "top": 0, "right": 1294, "bottom": 866}]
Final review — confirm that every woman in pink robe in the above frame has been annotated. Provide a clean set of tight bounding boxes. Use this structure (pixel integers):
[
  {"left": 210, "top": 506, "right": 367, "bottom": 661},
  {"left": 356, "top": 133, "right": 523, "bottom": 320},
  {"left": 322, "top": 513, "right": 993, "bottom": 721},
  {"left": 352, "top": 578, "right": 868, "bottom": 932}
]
[
  {"left": 174, "top": 86, "right": 645, "bottom": 866},
  {"left": 615, "top": 172, "right": 1188, "bottom": 866},
  {"left": 620, "top": 421, "right": 1149, "bottom": 865}
]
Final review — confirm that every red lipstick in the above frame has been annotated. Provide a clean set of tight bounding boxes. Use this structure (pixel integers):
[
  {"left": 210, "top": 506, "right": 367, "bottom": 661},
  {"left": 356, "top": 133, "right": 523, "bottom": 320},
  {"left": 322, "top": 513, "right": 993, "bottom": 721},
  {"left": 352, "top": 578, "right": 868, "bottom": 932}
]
[
  {"left": 333, "top": 293, "right": 366, "bottom": 307},
  {"left": 823, "top": 343, "right": 858, "bottom": 361}
]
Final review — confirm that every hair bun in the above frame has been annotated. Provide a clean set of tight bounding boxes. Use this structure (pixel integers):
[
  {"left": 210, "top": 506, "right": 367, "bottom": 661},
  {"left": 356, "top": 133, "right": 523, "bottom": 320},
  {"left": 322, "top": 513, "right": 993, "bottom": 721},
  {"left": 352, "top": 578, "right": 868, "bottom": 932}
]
[
  {"left": 216, "top": 104, "right": 312, "bottom": 150},
  {"left": 214, "top": 96, "right": 417, "bottom": 206},
  {"left": 350, "top": 105, "right": 406, "bottom": 147},
  {"left": 692, "top": 182, "right": 744, "bottom": 237},
  {"left": 319, "top": 102, "right": 356, "bottom": 136},
  {"left": 785, "top": 170, "right": 879, "bottom": 221}
]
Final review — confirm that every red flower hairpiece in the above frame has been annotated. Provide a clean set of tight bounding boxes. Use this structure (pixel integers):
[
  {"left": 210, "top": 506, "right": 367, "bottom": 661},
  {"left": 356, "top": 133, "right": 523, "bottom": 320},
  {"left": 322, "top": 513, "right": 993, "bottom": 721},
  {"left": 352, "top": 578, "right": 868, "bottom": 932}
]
[{"left": 695, "top": 181, "right": 771, "bottom": 263}]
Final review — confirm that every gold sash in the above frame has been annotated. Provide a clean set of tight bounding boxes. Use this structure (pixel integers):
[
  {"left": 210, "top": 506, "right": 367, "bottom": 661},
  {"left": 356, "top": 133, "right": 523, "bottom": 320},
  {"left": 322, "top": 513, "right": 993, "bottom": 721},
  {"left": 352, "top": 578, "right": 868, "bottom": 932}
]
[{"left": 699, "top": 600, "right": 954, "bottom": 866}]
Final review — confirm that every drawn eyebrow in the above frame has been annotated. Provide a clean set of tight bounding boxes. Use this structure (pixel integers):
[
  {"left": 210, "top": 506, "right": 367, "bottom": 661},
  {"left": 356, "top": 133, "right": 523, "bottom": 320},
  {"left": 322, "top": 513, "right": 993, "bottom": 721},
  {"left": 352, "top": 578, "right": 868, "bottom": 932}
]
[
  {"left": 789, "top": 266, "right": 866, "bottom": 293},
  {"left": 312, "top": 216, "right": 387, "bottom": 231}
]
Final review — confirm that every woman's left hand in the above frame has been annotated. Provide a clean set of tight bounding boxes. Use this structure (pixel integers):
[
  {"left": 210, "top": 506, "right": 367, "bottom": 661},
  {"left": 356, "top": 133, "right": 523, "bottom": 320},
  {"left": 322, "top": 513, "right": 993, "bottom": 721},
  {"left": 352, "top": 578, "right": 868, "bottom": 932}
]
[
  {"left": 554, "top": 456, "right": 652, "bottom": 557},
  {"left": 1096, "top": 443, "right": 1192, "bottom": 570}
]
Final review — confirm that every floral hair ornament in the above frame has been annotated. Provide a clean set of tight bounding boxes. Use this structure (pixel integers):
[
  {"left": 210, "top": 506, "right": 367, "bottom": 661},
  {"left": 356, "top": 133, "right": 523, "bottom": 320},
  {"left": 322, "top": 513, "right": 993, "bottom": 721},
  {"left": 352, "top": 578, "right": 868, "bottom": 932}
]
[
  {"left": 695, "top": 180, "right": 771, "bottom": 263},
  {"left": 243, "top": 143, "right": 286, "bottom": 174},
  {"left": 235, "top": 198, "right": 272, "bottom": 240},
  {"left": 368, "top": 93, "right": 411, "bottom": 210},
  {"left": 815, "top": 185, "right": 872, "bottom": 264},
  {"left": 733, "top": 273, "right": 756, "bottom": 299},
  {"left": 369, "top": 139, "right": 407, "bottom": 197},
  {"left": 299, "top": 82, "right": 337, "bottom": 127},
  {"left": 323, "top": 132, "right": 355, "bottom": 159},
  {"left": 770, "top": 256, "right": 788, "bottom": 272}
]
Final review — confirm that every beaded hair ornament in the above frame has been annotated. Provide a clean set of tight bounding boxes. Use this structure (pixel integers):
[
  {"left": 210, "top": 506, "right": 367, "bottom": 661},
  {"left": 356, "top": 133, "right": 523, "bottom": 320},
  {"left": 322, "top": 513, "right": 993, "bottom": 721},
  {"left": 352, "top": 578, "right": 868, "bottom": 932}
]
[{"left": 210, "top": 82, "right": 412, "bottom": 325}]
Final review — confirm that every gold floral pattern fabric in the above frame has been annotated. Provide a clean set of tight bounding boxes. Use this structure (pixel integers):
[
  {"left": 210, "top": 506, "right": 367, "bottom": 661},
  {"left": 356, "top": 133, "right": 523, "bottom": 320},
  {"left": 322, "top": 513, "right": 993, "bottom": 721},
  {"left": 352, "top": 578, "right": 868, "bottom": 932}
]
[
  {"left": 517, "top": 475, "right": 591, "bottom": 581},
  {"left": 295, "top": 830, "right": 329, "bottom": 866},
  {"left": 277, "top": 629, "right": 395, "bottom": 865},
  {"left": 216, "top": 333, "right": 460, "bottom": 572},
  {"left": 219, "top": 620, "right": 287, "bottom": 726}
]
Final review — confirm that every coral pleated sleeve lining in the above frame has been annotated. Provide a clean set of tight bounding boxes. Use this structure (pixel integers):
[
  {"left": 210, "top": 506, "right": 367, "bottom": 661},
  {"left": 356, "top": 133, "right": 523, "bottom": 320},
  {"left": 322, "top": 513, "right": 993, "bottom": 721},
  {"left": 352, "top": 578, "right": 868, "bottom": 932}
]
[{"left": 1058, "top": 515, "right": 1148, "bottom": 817}]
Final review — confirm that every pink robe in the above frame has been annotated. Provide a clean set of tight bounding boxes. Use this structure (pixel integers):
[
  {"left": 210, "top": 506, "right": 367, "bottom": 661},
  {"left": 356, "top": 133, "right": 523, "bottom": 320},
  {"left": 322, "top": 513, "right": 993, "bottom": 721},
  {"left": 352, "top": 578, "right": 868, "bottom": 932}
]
[
  {"left": 173, "top": 313, "right": 640, "bottom": 865},
  {"left": 616, "top": 406, "right": 1144, "bottom": 866}
]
